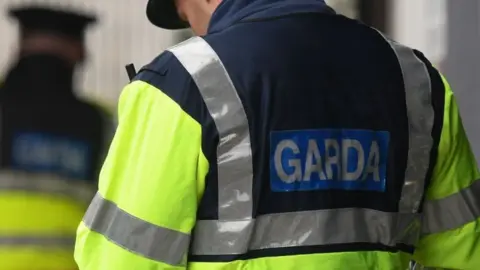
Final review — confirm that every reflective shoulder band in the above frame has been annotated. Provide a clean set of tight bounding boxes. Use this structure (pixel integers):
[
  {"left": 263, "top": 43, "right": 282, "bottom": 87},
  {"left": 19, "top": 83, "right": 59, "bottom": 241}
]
[
  {"left": 169, "top": 37, "right": 254, "bottom": 221},
  {"left": 168, "top": 36, "right": 255, "bottom": 254},
  {"left": 82, "top": 192, "right": 190, "bottom": 267},
  {"left": 382, "top": 36, "right": 434, "bottom": 214},
  {"left": 422, "top": 179, "right": 480, "bottom": 234}
]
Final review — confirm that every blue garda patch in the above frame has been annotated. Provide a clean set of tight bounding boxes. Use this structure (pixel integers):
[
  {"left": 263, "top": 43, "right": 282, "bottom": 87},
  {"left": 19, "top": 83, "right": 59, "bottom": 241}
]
[
  {"left": 11, "top": 132, "right": 91, "bottom": 180},
  {"left": 270, "top": 129, "right": 390, "bottom": 192}
]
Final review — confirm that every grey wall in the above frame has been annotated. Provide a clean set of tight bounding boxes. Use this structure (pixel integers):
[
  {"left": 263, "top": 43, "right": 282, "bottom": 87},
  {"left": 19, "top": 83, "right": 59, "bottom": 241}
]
[{"left": 442, "top": 0, "right": 480, "bottom": 166}]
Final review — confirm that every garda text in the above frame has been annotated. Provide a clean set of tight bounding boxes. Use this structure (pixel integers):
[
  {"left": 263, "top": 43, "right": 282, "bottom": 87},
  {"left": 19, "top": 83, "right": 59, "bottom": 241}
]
[{"left": 270, "top": 129, "right": 390, "bottom": 192}]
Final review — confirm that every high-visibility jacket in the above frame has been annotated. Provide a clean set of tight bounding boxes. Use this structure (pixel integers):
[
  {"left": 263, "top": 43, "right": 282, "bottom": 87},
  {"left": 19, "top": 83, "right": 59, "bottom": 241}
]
[
  {"left": 0, "top": 53, "right": 114, "bottom": 269},
  {"left": 75, "top": 0, "right": 480, "bottom": 269}
]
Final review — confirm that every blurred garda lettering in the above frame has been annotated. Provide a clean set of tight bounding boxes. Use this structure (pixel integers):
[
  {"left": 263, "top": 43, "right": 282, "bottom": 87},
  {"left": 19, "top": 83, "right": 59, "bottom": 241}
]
[{"left": 12, "top": 132, "right": 90, "bottom": 180}]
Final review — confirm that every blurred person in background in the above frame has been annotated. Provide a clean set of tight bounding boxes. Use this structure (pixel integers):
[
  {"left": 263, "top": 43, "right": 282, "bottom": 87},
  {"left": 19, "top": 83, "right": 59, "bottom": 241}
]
[
  {"left": 75, "top": 0, "right": 480, "bottom": 269},
  {"left": 0, "top": 5, "right": 112, "bottom": 270}
]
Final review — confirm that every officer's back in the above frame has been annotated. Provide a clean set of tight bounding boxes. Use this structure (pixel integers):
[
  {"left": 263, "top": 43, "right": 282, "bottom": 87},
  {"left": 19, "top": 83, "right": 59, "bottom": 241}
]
[
  {"left": 187, "top": 2, "right": 429, "bottom": 267},
  {"left": 0, "top": 6, "right": 110, "bottom": 270},
  {"left": 1, "top": 53, "right": 106, "bottom": 181}
]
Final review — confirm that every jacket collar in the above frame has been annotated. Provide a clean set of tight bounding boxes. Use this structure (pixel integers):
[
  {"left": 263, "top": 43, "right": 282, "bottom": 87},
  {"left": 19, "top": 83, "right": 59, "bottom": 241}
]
[{"left": 208, "top": 0, "right": 334, "bottom": 34}]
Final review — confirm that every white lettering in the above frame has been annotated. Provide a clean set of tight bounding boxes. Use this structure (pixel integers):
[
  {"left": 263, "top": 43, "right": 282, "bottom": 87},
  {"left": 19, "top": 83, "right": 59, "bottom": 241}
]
[
  {"left": 363, "top": 141, "right": 380, "bottom": 181},
  {"left": 342, "top": 139, "right": 365, "bottom": 181},
  {"left": 303, "top": 139, "right": 327, "bottom": 181},
  {"left": 274, "top": 136, "right": 384, "bottom": 184},
  {"left": 274, "top": 139, "right": 302, "bottom": 183},
  {"left": 324, "top": 139, "right": 340, "bottom": 180}
]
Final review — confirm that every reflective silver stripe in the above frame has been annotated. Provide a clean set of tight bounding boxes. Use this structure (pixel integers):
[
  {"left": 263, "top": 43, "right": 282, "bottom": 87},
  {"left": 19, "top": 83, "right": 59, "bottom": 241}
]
[
  {"left": 169, "top": 37, "right": 254, "bottom": 220},
  {"left": 385, "top": 39, "right": 434, "bottom": 213},
  {"left": 191, "top": 209, "right": 419, "bottom": 255},
  {"left": 422, "top": 179, "right": 480, "bottom": 234},
  {"left": 0, "top": 170, "right": 95, "bottom": 204},
  {"left": 83, "top": 192, "right": 190, "bottom": 266},
  {"left": 0, "top": 236, "right": 74, "bottom": 247}
]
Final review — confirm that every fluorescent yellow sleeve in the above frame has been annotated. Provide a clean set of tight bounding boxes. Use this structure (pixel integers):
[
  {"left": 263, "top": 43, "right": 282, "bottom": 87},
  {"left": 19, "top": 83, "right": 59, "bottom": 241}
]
[
  {"left": 414, "top": 75, "right": 480, "bottom": 269},
  {"left": 75, "top": 81, "right": 209, "bottom": 270}
]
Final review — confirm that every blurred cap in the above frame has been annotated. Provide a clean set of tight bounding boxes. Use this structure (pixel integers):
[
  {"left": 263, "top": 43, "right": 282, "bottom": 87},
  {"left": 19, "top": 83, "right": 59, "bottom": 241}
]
[
  {"left": 8, "top": 5, "right": 97, "bottom": 41},
  {"left": 146, "top": 0, "right": 188, "bottom": 29}
]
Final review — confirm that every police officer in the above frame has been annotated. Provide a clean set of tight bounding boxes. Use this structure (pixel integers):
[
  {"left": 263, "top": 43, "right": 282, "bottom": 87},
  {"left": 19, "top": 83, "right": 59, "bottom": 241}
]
[
  {"left": 0, "top": 5, "right": 112, "bottom": 270},
  {"left": 75, "top": 0, "right": 480, "bottom": 269}
]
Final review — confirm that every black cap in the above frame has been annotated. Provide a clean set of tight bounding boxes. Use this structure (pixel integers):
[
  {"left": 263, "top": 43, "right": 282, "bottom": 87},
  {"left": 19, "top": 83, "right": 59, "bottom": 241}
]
[
  {"left": 8, "top": 5, "right": 97, "bottom": 41},
  {"left": 146, "top": 0, "right": 188, "bottom": 29}
]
